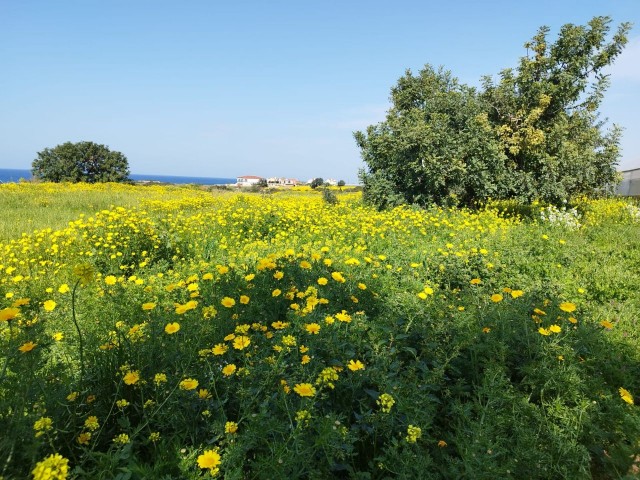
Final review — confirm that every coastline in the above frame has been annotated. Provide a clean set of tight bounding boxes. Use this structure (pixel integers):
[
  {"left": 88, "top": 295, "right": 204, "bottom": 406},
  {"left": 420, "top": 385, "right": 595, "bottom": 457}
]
[{"left": 0, "top": 168, "right": 235, "bottom": 186}]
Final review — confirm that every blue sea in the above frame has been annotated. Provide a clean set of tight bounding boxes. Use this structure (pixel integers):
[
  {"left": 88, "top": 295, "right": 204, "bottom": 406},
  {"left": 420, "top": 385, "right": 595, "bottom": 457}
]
[{"left": 0, "top": 168, "right": 235, "bottom": 185}]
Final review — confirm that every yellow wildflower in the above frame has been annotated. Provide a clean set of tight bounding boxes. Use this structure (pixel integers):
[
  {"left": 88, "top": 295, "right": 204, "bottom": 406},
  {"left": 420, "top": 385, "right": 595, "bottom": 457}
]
[
  {"left": 123, "top": 371, "right": 140, "bottom": 385},
  {"left": 347, "top": 359, "right": 365, "bottom": 371},
  {"left": 197, "top": 449, "right": 221, "bottom": 474},
  {"left": 559, "top": 302, "right": 576, "bottom": 313},
  {"left": 84, "top": 416, "right": 99, "bottom": 431},
  {"left": 620, "top": 387, "right": 634, "bottom": 405},
  {"left": 18, "top": 341, "right": 37, "bottom": 353},
  {"left": 221, "top": 297, "right": 235, "bottom": 308},
  {"left": 406, "top": 425, "right": 422, "bottom": 443},
  {"left": 377, "top": 393, "right": 395, "bottom": 413},
  {"left": 43, "top": 300, "right": 57, "bottom": 311},
  {"left": 212, "top": 343, "right": 228, "bottom": 355},
  {"left": 233, "top": 335, "right": 251, "bottom": 350},
  {"left": 113, "top": 433, "right": 130, "bottom": 445},
  {"left": 222, "top": 364, "right": 237, "bottom": 376},
  {"left": 331, "top": 271, "right": 345, "bottom": 283},
  {"left": 179, "top": 378, "right": 199, "bottom": 390},
  {"left": 0, "top": 307, "right": 19, "bottom": 322},
  {"left": 305, "top": 323, "right": 321, "bottom": 334},
  {"left": 31, "top": 454, "right": 69, "bottom": 480},
  {"left": 293, "top": 383, "right": 316, "bottom": 397},
  {"left": 164, "top": 322, "right": 180, "bottom": 334}
]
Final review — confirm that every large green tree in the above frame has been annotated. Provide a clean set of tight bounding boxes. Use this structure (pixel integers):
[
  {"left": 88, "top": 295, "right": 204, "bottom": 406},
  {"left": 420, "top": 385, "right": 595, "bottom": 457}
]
[
  {"left": 355, "top": 66, "right": 507, "bottom": 208},
  {"left": 356, "top": 16, "right": 631, "bottom": 208},
  {"left": 32, "top": 141, "right": 130, "bottom": 183}
]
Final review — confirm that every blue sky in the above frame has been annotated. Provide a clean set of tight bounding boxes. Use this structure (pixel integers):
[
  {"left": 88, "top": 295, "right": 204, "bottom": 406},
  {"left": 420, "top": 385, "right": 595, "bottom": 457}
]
[{"left": 1, "top": 0, "right": 638, "bottom": 183}]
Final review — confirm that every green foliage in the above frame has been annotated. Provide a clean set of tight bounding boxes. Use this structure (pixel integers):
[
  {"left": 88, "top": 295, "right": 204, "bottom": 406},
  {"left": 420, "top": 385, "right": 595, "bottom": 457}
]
[
  {"left": 356, "top": 66, "right": 508, "bottom": 207},
  {"left": 310, "top": 178, "right": 324, "bottom": 189},
  {"left": 32, "top": 141, "right": 130, "bottom": 183},
  {"left": 356, "top": 16, "right": 631, "bottom": 208},
  {"left": 321, "top": 187, "right": 338, "bottom": 205},
  {"left": 482, "top": 16, "right": 630, "bottom": 203}
]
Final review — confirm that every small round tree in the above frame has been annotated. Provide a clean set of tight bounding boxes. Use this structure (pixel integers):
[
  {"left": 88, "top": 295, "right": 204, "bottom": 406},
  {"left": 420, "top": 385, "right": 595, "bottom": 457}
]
[
  {"left": 310, "top": 178, "right": 324, "bottom": 189},
  {"left": 32, "top": 141, "right": 130, "bottom": 183}
]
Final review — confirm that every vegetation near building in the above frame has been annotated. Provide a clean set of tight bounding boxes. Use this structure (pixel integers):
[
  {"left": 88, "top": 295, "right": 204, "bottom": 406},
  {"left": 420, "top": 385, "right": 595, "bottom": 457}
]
[
  {"left": 32, "top": 141, "right": 130, "bottom": 183},
  {"left": 355, "top": 16, "right": 631, "bottom": 208},
  {"left": 310, "top": 177, "right": 324, "bottom": 189}
]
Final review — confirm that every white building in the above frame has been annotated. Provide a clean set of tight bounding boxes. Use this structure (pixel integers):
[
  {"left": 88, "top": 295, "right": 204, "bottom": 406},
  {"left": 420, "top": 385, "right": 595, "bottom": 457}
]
[
  {"left": 267, "top": 177, "right": 301, "bottom": 186},
  {"left": 306, "top": 178, "right": 338, "bottom": 186},
  {"left": 236, "top": 175, "right": 265, "bottom": 187}
]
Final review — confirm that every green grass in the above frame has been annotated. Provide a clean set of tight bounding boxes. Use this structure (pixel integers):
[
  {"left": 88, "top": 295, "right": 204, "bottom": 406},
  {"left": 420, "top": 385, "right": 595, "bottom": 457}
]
[{"left": 0, "top": 182, "right": 212, "bottom": 242}]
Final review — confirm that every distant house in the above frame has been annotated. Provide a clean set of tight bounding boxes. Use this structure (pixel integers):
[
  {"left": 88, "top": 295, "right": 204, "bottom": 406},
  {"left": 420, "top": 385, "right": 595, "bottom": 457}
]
[
  {"left": 267, "top": 177, "right": 301, "bottom": 187},
  {"left": 236, "top": 175, "right": 265, "bottom": 187},
  {"left": 306, "top": 177, "right": 337, "bottom": 186}
]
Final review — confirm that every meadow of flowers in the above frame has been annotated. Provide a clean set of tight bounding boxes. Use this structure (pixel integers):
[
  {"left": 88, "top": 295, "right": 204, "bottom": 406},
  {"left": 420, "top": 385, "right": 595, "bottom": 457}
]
[{"left": 1, "top": 183, "right": 640, "bottom": 479}]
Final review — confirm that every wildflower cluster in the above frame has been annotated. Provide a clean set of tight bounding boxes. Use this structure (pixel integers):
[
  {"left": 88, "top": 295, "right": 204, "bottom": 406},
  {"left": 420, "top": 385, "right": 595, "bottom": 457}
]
[
  {"left": 540, "top": 204, "right": 582, "bottom": 229},
  {"left": 377, "top": 393, "right": 395, "bottom": 413},
  {"left": 31, "top": 454, "right": 69, "bottom": 480},
  {"left": 624, "top": 203, "right": 640, "bottom": 222}
]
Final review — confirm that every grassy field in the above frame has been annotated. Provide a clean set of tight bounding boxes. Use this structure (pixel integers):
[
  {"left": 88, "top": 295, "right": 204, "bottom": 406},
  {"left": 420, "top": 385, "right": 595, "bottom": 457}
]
[
  {"left": 0, "top": 182, "right": 227, "bottom": 242},
  {"left": 1, "top": 183, "right": 640, "bottom": 479}
]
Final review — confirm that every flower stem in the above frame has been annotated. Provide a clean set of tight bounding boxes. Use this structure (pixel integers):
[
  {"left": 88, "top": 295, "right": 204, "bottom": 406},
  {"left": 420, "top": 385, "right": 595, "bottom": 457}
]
[{"left": 71, "top": 279, "right": 85, "bottom": 379}]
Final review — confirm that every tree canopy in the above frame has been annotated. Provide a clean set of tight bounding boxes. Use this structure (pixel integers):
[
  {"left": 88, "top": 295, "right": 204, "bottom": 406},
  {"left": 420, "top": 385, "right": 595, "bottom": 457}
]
[
  {"left": 32, "top": 141, "right": 130, "bottom": 183},
  {"left": 355, "top": 16, "right": 631, "bottom": 208}
]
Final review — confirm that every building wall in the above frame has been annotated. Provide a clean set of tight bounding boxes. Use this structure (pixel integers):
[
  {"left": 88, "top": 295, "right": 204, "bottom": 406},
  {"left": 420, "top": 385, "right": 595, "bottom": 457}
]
[{"left": 617, "top": 169, "right": 640, "bottom": 197}]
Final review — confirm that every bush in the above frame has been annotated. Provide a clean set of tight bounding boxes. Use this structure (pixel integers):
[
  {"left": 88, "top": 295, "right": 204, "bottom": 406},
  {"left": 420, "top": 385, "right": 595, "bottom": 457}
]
[{"left": 321, "top": 187, "right": 338, "bottom": 205}]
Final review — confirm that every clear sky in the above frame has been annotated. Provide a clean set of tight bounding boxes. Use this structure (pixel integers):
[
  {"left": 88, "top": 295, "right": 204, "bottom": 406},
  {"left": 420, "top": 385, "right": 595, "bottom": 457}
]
[{"left": 1, "top": 0, "right": 638, "bottom": 183}]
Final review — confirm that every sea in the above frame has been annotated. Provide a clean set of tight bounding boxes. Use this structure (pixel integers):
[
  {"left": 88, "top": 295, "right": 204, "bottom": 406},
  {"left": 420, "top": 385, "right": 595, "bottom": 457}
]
[{"left": 0, "top": 168, "right": 235, "bottom": 185}]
